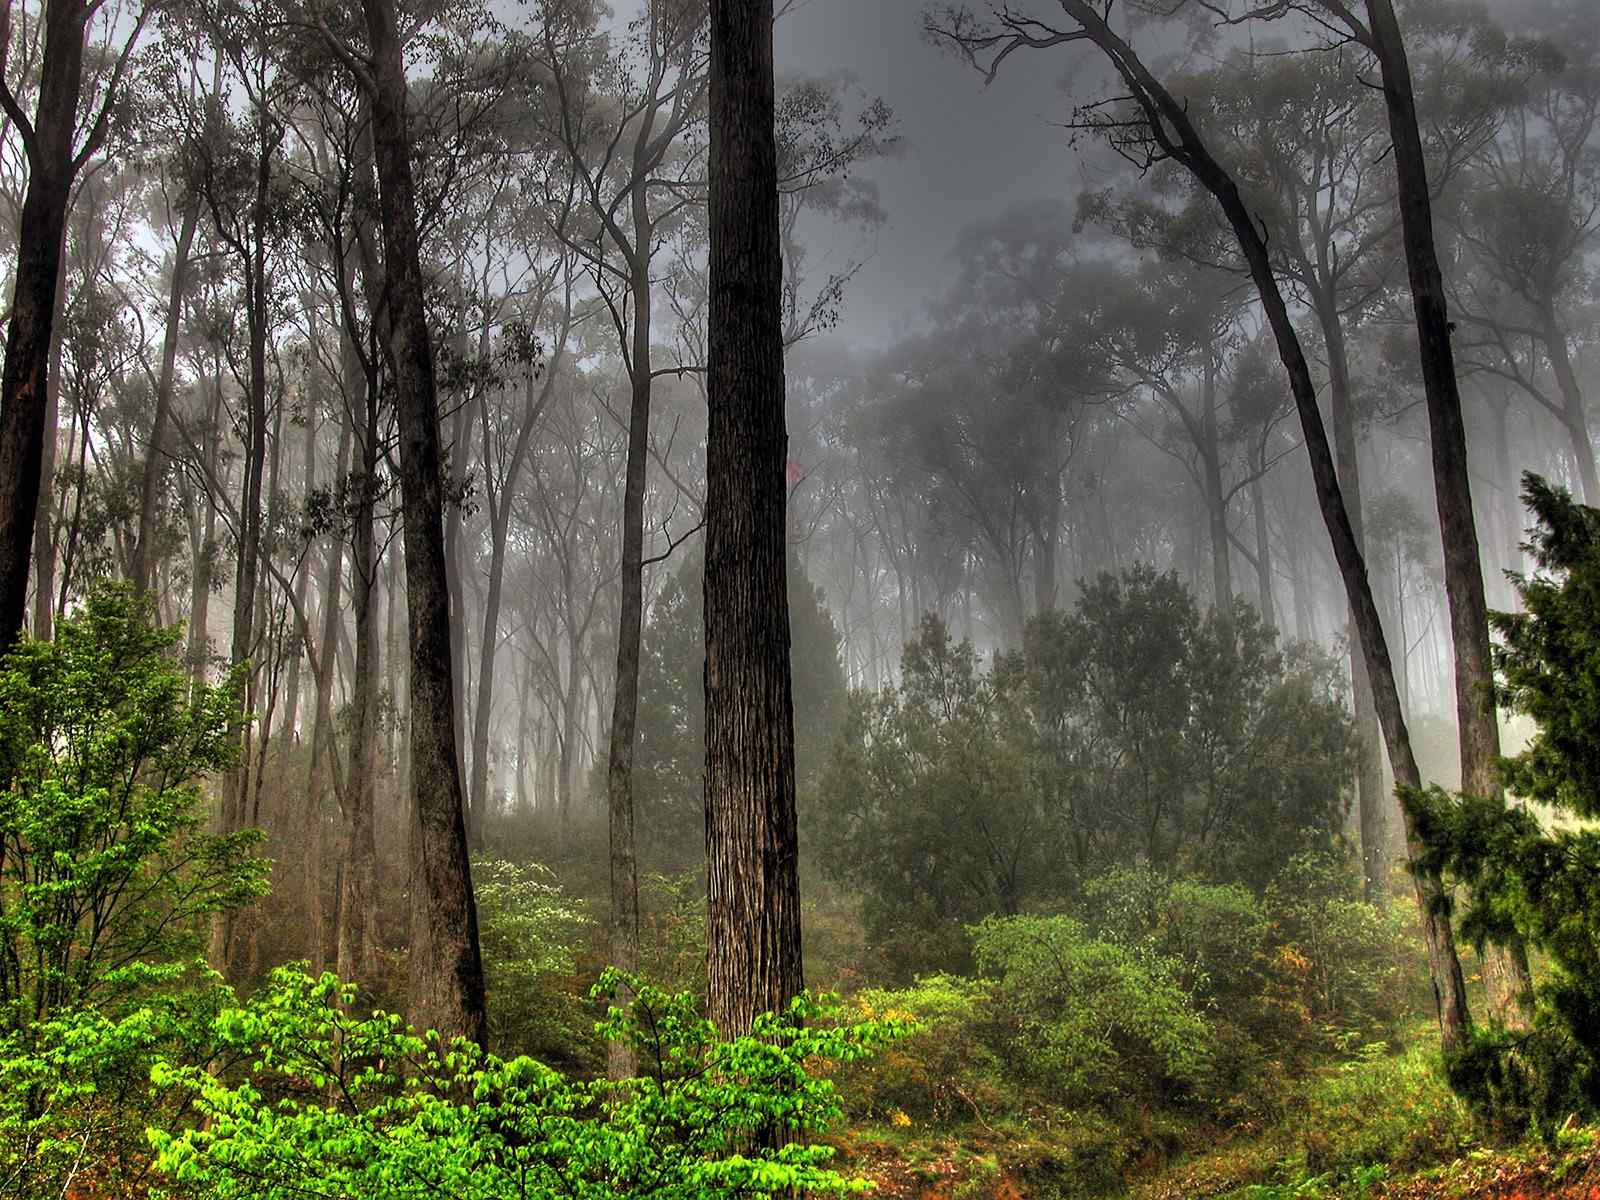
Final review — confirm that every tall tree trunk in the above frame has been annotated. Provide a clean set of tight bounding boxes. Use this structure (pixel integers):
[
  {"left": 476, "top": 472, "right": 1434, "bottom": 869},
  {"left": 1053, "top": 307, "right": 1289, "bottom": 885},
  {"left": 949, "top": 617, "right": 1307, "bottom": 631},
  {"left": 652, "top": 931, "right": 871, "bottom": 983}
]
[
  {"left": 1250, "top": 473, "right": 1274, "bottom": 627},
  {"left": 0, "top": 0, "right": 89, "bottom": 649},
  {"left": 337, "top": 319, "right": 378, "bottom": 987},
  {"left": 30, "top": 264, "right": 66, "bottom": 641},
  {"left": 1318, "top": 300, "right": 1388, "bottom": 902},
  {"left": 359, "top": 0, "right": 487, "bottom": 1047},
  {"left": 132, "top": 197, "right": 201, "bottom": 595},
  {"left": 704, "top": 0, "right": 805, "bottom": 1043},
  {"left": 603, "top": 270, "right": 648, "bottom": 1079},
  {"left": 304, "top": 402, "right": 350, "bottom": 975},
  {"left": 470, "top": 309, "right": 569, "bottom": 839},
  {"left": 1363, "top": 0, "right": 1533, "bottom": 1028}
]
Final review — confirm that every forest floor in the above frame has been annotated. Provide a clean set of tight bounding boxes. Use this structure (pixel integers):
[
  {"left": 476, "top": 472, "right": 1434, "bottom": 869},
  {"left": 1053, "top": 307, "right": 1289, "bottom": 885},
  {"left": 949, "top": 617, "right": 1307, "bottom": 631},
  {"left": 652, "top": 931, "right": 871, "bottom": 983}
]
[
  {"left": 832, "top": 1126, "right": 1600, "bottom": 1200},
  {"left": 828, "top": 1111, "right": 1600, "bottom": 1200}
]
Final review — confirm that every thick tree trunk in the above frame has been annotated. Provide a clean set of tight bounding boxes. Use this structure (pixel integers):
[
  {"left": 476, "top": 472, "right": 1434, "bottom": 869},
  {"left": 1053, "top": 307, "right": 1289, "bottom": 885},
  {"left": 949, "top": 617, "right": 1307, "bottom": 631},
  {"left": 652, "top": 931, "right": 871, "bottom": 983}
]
[
  {"left": 704, "top": 0, "right": 805, "bottom": 1042},
  {"left": 0, "top": 0, "right": 85, "bottom": 649},
  {"left": 360, "top": 0, "right": 487, "bottom": 1048},
  {"left": 1363, "top": 0, "right": 1533, "bottom": 1028}
]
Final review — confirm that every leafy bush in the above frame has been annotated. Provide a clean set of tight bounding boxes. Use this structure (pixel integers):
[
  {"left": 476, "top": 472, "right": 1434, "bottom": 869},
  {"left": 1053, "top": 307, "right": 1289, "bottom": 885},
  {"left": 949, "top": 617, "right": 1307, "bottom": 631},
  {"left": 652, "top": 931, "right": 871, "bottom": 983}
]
[
  {"left": 0, "top": 585, "right": 266, "bottom": 1196},
  {"left": 473, "top": 858, "right": 593, "bottom": 1067},
  {"left": 840, "top": 974, "right": 1001, "bottom": 1122},
  {"left": 149, "top": 967, "right": 912, "bottom": 1200},
  {"left": 1260, "top": 852, "right": 1424, "bottom": 1050},
  {"left": 971, "top": 915, "right": 1214, "bottom": 1106}
]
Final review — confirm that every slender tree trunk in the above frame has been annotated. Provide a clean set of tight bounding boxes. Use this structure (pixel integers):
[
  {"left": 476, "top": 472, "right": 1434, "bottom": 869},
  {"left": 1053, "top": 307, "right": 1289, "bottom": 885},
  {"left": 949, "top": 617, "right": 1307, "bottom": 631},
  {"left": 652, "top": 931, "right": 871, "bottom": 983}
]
[
  {"left": 337, "top": 322, "right": 378, "bottom": 986},
  {"left": 132, "top": 198, "right": 201, "bottom": 595},
  {"left": 1363, "top": 0, "right": 1532, "bottom": 1028},
  {"left": 1319, "top": 303, "right": 1388, "bottom": 901},
  {"left": 1539, "top": 303, "right": 1597, "bottom": 506},
  {"left": 30, "top": 264, "right": 66, "bottom": 641},
  {"left": 603, "top": 276, "right": 648, "bottom": 1078},
  {"left": 304, "top": 403, "right": 350, "bottom": 975},
  {"left": 704, "top": 0, "right": 805, "bottom": 1043},
  {"left": 1251, "top": 474, "right": 1274, "bottom": 627},
  {"left": 360, "top": 0, "right": 487, "bottom": 1047}
]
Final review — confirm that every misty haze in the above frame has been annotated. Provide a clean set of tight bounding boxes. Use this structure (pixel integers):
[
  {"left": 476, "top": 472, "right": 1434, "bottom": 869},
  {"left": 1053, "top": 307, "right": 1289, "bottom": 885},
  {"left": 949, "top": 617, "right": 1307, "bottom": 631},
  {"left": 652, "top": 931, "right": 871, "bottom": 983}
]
[{"left": 1, "top": 0, "right": 1599, "bottom": 1196}]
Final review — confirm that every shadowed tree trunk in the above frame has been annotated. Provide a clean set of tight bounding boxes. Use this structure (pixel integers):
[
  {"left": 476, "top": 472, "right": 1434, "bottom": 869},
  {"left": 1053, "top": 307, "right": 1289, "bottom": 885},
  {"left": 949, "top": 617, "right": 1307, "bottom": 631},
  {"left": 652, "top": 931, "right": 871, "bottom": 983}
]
[
  {"left": 704, "top": 0, "right": 805, "bottom": 1043},
  {"left": 1360, "top": 0, "right": 1533, "bottom": 1028},
  {"left": 355, "top": 0, "right": 487, "bottom": 1047},
  {"left": 0, "top": 0, "right": 106, "bottom": 648}
]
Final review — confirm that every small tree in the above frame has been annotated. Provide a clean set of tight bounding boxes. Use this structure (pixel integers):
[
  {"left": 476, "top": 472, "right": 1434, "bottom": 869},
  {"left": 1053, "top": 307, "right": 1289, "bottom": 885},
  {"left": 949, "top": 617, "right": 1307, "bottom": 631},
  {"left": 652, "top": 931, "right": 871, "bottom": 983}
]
[
  {"left": 1407, "top": 474, "right": 1600, "bottom": 1131},
  {"left": 0, "top": 584, "right": 265, "bottom": 1193}
]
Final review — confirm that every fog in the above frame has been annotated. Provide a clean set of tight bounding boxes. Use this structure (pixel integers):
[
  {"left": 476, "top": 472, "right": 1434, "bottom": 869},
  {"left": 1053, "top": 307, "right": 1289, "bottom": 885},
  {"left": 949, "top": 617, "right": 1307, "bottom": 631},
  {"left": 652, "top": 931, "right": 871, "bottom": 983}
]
[{"left": 3, "top": 0, "right": 1599, "bottom": 1189}]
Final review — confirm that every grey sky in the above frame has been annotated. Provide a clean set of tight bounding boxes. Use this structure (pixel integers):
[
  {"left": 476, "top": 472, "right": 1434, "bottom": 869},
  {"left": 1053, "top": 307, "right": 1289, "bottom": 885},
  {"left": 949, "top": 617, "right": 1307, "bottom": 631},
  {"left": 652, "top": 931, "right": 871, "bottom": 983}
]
[{"left": 774, "top": 0, "right": 1114, "bottom": 346}]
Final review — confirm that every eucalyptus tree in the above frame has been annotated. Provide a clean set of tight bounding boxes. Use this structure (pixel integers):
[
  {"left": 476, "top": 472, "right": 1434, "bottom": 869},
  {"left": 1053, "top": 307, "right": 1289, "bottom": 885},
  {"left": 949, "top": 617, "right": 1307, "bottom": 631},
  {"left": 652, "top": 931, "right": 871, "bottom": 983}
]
[
  {"left": 523, "top": 0, "right": 708, "bottom": 1052},
  {"left": 0, "top": 0, "right": 149, "bottom": 648},
  {"left": 924, "top": 0, "right": 1474, "bottom": 1051},
  {"left": 704, "top": 0, "right": 804, "bottom": 1043},
  {"left": 1446, "top": 2, "right": 1600, "bottom": 502}
]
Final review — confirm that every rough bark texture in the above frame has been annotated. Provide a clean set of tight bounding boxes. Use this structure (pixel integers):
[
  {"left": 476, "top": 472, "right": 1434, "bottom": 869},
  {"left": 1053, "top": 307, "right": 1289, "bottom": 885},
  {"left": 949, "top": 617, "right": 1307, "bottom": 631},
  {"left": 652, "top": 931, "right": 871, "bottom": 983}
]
[
  {"left": 704, "top": 0, "right": 806, "bottom": 1042},
  {"left": 1362, "top": 0, "right": 1533, "bottom": 1028},
  {"left": 0, "top": 0, "right": 86, "bottom": 648},
  {"left": 359, "top": 0, "right": 487, "bottom": 1048}
]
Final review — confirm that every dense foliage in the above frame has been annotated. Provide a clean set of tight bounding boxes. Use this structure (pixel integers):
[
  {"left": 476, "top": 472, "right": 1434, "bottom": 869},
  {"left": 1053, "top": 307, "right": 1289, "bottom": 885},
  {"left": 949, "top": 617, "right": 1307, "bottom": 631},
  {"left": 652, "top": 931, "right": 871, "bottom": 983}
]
[
  {"left": 813, "top": 568, "right": 1356, "bottom": 976},
  {"left": 149, "top": 968, "right": 911, "bottom": 1200},
  {"left": 1407, "top": 475, "right": 1600, "bottom": 1134},
  {"left": 0, "top": 586, "right": 266, "bottom": 1195}
]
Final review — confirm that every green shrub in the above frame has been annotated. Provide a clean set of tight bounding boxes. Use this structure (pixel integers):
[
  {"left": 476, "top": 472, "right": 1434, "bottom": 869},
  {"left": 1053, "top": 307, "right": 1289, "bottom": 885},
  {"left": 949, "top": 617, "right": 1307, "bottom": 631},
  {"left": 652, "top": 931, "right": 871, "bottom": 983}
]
[
  {"left": 971, "top": 914, "right": 1214, "bottom": 1106},
  {"left": 149, "top": 967, "right": 912, "bottom": 1199},
  {"left": 1261, "top": 852, "right": 1424, "bottom": 1050},
  {"left": 473, "top": 858, "right": 593, "bottom": 1066},
  {"left": 839, "top": 973, "right": 1001, "bottom": 1122},
  {"left": 0, "top": 585, "right": 266, "bottom": 1196}
]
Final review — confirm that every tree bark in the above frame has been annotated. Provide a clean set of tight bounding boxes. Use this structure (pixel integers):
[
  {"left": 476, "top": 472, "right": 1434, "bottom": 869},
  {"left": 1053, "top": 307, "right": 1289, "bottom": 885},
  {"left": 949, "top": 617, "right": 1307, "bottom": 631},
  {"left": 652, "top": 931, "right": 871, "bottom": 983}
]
[
  {"left": 358, "top": 0, "right": 487, "bottom": 1048},
  {"left": 0, "top": 0, "right": 88, "bottom": 649},
  {"left": 704, "top": 0, "right": 805, "bottom": 1042},
  {"left": 1362, "top": 0, "right": 1533, "bottom": 1028}
]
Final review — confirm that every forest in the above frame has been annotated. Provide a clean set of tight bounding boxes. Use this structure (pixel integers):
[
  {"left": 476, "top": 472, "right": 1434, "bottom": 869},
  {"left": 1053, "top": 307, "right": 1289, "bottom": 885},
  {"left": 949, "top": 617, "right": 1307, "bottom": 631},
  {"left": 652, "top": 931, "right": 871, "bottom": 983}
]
[{"left": 2, "top": 0, "right": 1600, "bottom": 1196}]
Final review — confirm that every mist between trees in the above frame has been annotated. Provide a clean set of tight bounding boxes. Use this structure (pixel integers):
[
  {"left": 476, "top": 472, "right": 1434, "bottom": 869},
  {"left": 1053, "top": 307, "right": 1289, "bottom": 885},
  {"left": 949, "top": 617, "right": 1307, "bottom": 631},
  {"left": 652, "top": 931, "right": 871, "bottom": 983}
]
[{"left": 1, "top": 0, "right": 1600, "bottom": 1196}]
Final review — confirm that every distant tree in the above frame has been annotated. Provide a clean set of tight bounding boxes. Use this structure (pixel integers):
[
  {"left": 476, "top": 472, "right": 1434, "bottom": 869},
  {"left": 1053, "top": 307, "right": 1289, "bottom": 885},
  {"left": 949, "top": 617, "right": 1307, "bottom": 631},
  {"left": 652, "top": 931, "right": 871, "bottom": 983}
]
[
  {"left": 636, "top": 553, "right": 847, "bottom": 874},
  {"left": 815, "top": 572, "right": 1354, "bottom": 979}
]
